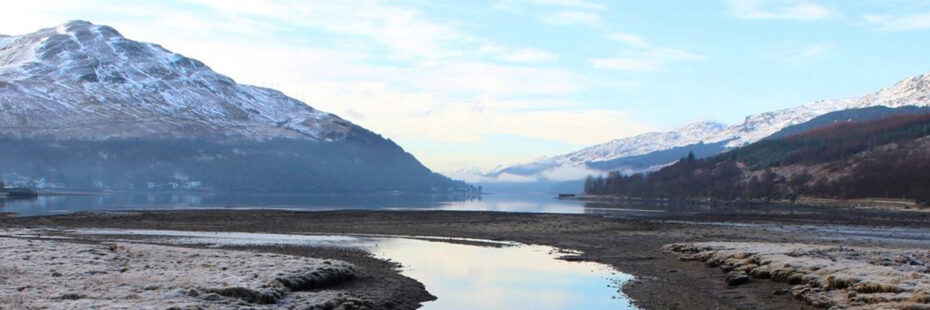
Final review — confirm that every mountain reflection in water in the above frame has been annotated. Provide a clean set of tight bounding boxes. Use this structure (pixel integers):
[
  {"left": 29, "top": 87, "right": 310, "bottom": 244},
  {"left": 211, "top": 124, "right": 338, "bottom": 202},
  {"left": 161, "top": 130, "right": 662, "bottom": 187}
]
[{"left": 1, "top": 192, "right": 637, "bottom": 216}]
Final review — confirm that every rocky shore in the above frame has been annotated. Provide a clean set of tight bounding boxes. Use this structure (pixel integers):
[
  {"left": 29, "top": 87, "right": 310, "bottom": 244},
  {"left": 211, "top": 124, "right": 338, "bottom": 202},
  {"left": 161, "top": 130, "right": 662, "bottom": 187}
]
[
  {"left": 0, "top": 230, "right": 363, "bottom": 309},
  {"left": 665, "top": 242, "right": 930, "bottom": 309},
  {"left": 3, "top": 201, "right": 930, "bottom": 309}
]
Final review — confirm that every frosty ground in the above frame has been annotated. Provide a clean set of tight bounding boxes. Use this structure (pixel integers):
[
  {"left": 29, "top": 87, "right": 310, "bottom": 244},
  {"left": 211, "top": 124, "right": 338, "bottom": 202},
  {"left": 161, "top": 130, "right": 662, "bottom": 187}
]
[
  {"left": 3, "top": 200, "right": 930, "bottom": 309},
  {"left": 0, "top": 229, "right": 362, "bottom": 309}
]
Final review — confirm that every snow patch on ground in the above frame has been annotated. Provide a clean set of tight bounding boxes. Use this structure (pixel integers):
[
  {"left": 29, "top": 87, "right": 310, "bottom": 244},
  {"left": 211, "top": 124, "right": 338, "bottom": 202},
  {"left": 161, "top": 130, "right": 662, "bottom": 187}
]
[
  {"left": 664, "top": 242, "right": 930, "bottom": 309},
  {"left": 0, "top": 230, "right": 361, "bottom": 309}
]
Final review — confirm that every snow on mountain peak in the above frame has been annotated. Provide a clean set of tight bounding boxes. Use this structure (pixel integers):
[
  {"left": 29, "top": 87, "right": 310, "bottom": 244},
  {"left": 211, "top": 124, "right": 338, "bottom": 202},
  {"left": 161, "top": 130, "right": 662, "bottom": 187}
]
[
  {"left": 540, "top": 120, "right": 727, "bottom": 167},
  {"left": 680, "top": 121, "right": 727, "bottom": 137},
  {"left": 515, "top": 96, "right": 863, "bottom": 171},
  {"left": 710, "top": 97, "right": 858, "bottom": 148},
  {"left": 486, "top": 70, "right": 930, "bottom": 181},
  {"left": 855, "top": 72, "right": 930, "bottom": 109},
  {"left": 0, "top": 21, "right": 355, "bottom": 141}
]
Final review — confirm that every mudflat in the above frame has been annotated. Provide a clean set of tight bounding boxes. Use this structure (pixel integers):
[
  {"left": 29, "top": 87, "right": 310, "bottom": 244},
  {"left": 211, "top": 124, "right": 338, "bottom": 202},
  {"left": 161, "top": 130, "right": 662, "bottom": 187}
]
[{"left": 3, "top": 200, "right": 929, "bottom": 309}]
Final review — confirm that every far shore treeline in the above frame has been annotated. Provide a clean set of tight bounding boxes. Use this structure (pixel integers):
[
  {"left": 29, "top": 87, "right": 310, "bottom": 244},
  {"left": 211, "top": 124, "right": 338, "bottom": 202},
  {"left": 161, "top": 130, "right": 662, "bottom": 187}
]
[{"left": 585, "top": 112, "right": 930, "bottom": 205}]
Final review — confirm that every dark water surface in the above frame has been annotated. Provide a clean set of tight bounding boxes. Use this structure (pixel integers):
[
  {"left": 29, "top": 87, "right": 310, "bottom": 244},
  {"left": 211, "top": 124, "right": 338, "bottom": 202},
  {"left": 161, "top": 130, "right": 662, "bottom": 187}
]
[{"left": 1, "top": 192, "right": 661, "bottom": 217}]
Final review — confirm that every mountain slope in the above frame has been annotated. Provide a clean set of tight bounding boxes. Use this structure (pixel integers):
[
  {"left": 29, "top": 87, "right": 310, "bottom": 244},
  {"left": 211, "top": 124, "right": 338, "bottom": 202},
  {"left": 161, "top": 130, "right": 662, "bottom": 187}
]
[
  {"left": 0, "top": 21, "right": 354, "bottom": 141},
  {"left": 550, "top": 121, "right": 728, "bottom": 167},
  {"left": 480, "top": 70, "right": 930, "bottom": 183},
  {"left": 766, "top": 105, "right": 930, "bottom": 140},
  {"left": 586, "top": 110, "right": 930, "bottom": 204},
  {"left": 0, "top": 21, "right": 471, "bottom": 193}
]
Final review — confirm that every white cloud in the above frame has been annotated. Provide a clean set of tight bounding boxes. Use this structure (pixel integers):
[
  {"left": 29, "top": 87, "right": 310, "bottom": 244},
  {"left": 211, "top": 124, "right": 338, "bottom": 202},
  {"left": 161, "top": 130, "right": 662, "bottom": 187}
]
[
  {"left": 494, "top": 0, "right": 606, "bottom": 12},
  {"left": 300, "top": 81, "right": 649, "bottom": 144},
  {"left": 471, "top": 172, "right": 540, "bottom": 183},
  {"left": 491, "top": 0, "right": 607, "bottom": 13},
  {"left": 0, "top": 0, "right": 655, "bottom": 171},
  {"left": 539, "top": 10, "right": 604, "bottom": 27},
  {"left": 477, "top": 42, "right": 560, "bottom": 63},
  {"left": 725, "top": 0, "right": 831, "bottom": 21},
  {"left": 865, "top": 12, "right": 930, "bottom": 31},
  {"left": 593, "top": 32, "right": 703, "bottom": 72},
  {"left": 496, "top": 48, "right": 560, "bottom": 63},
  {"left": 605, "top": 32, "right": 651, "bottom": 48},
  {"left": 590, "top": 48, "right": 704, "bottom": 72},
  {"left": 779, "top": 42, "right": 834, "bottom": 63},
  {"left": 449, "top": 164, "right": 601, "bottom": 183},
  {"left": 184, "top": 0, "right": 462, "bottom": 61},
  {"left": 494, "top": 0, "right": 607, "bottom": 34},
  {"left": 539, "top": 164, "right": 601, "bottom": 181}
]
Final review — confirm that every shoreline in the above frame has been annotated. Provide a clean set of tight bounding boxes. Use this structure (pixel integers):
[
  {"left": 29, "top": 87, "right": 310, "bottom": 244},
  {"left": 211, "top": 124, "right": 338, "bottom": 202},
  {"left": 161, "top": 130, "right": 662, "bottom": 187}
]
[
  {"left": 0, "top": 227, "right": 435, "bottom": 310},
  {"left": 568, "top": 194, "right": 929, "bottom": 212},
  {"left": 4, "top": 207, "right": 930, "bottom": 309}
]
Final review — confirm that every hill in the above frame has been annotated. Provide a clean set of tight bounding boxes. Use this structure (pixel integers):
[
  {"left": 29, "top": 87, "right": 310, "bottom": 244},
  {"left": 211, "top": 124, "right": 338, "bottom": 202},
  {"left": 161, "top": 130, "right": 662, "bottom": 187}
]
[
  {"left": 0, "top": 21, "right": 472, "bottom": 193},
  {"left": 585, "top": 109, "right": 930, "bottom": 205},
  {"left": 473, "top": 69, "right": 930, "bottom": 186}
]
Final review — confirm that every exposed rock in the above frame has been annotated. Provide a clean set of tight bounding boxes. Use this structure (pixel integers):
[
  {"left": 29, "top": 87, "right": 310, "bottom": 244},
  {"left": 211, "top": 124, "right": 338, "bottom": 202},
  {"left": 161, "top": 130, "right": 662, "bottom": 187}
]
[
  {"left": 664, "top": 242, "right": 930, "bottom": 309},
  {"left": 725, "top": 271, "right": 750, "bottom": 287}
]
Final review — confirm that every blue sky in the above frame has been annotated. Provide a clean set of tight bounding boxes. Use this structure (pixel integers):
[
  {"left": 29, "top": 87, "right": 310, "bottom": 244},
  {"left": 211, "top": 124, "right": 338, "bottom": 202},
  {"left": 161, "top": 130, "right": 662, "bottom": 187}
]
[{"left": 4, "top": 0, "right": 930, "bottom": 172}]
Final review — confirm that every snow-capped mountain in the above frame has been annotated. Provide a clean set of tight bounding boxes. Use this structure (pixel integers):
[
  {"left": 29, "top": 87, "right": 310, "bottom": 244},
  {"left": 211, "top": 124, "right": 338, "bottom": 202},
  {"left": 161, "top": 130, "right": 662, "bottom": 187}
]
[
  {"left": 853, "top": 72, "right": 930, "bottom": 109},
  {"left": 550, "top": 121, "right": 727, "bottom": 166},
  {"left": 0, "top": 21, "right": 352, "bottom": 141},
  {"left": 0, "top": 21, "right": 473, "bottom": 193},
  {"left": 477, "top": 70, "right": 930, "bottom": 184}
]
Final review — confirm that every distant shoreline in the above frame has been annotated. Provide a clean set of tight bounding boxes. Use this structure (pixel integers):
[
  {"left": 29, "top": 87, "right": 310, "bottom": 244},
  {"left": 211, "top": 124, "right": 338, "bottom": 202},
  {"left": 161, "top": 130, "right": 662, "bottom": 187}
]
[
  {"left": 35, "top": 190, "right": 99, "bottom": 196},
  {"left": 567, "top": 194, "right": 928, "bottom": 212}
]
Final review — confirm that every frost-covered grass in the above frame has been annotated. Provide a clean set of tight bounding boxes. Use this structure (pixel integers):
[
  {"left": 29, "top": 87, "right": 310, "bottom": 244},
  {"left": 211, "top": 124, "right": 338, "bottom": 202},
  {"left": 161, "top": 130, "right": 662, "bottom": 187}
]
[
  {"left": 0, "top": 233, "right": 359, "bottom": 309},
  {"left": 664, "top": 242, "right": 930, "bottom": 309}
]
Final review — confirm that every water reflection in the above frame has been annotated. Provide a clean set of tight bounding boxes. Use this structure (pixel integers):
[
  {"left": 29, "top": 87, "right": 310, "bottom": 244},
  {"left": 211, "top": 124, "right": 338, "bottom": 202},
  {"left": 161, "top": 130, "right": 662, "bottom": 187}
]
[
  {"left": 1, "top": 192, "right": 603, "bottom": 216},
  {"left": 373, "top": 238, "right": 636, "bottom": 310},
  {"left": 425, "top": 194, "right": 591, "bottom": 214},
  {"left": 75, "top": 229, "right": 637, "bottom": 310}
]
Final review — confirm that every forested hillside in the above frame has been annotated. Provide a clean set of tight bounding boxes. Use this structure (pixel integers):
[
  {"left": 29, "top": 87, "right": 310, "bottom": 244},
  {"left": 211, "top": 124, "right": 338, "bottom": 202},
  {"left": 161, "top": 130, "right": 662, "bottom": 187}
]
[{"left": 585, "top": 109, "right": 930, "bottom": 205}]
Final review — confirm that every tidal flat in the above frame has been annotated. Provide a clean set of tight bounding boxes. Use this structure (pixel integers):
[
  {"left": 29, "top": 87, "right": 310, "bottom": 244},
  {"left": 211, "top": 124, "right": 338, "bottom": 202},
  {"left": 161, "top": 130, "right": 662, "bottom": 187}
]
[{"left": 3, "top": 203, "right": 930, "bottom": 309}]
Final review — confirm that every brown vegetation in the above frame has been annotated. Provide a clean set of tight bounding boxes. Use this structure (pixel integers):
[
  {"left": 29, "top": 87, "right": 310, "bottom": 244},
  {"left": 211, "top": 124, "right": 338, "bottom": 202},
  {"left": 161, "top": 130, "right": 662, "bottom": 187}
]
[{"left": 586, "top": 113, "right": 930, "bottom": 205}]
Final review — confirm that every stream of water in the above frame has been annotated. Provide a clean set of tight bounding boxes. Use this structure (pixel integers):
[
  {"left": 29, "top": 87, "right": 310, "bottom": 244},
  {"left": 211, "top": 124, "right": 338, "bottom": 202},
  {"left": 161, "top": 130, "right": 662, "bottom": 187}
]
[{"left": 75, "top": 229, "right": 639, "bottom": 310}]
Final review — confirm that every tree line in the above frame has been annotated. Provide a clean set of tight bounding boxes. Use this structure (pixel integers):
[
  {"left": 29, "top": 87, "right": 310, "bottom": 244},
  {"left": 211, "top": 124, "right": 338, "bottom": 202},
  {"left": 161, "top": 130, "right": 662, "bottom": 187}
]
[{"left": 585, "top": 113, "right": 930, "bottom": 205}]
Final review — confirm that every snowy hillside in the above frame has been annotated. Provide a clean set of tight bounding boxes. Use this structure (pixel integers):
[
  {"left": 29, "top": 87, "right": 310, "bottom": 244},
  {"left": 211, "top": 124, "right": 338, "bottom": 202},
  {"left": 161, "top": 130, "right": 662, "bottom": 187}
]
[
  {"left": 0, "top": 21, "right": 473, "bottom": 193},
  {"left": 476, "top": 70, "right": 930, "bottom": 183},
  {"left": 0, "top": 21, "right": 353, "bottom": 141},
  {"left": 853, "top": 72, "right": 930, "bottom": 109},
  {"left": 551, "top": 121, "right": 727, "bottom": 166}
]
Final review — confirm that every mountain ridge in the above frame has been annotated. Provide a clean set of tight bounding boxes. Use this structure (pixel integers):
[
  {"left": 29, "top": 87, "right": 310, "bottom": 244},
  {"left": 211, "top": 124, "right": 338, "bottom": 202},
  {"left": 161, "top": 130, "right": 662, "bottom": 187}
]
[
  {"left": 0, "top": 21, "right": 471, "bottom": 193},
  {"left": 0, "top": 20, "right": 357, "bottom": 142},
  {"left": 473, "top": 69, "right": 930, "bottom": 184},
  {"left": 585, "top": 110, "right": 930, "bottom": 204}
]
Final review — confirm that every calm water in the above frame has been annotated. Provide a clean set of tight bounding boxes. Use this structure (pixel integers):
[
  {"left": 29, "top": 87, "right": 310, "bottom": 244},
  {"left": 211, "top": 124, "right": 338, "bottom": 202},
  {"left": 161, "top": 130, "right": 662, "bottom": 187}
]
[
  {"left": 0, "top": 192, "right": 659, "bottom": 217},
  {"left": 5, "top": 194, "right": 648, "bottom": 308},
  {"left": 75, "top": 229, "right": 638, "bottom": 310}
]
